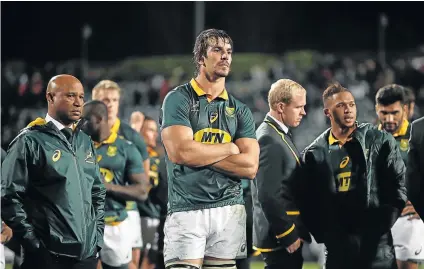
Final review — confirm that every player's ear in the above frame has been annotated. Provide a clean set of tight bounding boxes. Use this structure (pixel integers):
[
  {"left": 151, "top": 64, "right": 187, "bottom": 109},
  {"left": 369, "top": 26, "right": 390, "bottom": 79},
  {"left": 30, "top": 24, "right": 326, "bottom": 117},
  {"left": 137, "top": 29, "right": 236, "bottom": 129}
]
[
  {"left": 198, "top": 55, "right": 205, "bottom": 67},
  {"left": 323, "top": 108, "right": 331, "bottom": 119},
  {"left": 375, "top": 104, "right": 381, "bottom": 117},
  {"left": 96, "top": 115, "right": 103, "bottom": 124},
  {"left": 402, "top": 104, "right": 408, "bottom": 113}
]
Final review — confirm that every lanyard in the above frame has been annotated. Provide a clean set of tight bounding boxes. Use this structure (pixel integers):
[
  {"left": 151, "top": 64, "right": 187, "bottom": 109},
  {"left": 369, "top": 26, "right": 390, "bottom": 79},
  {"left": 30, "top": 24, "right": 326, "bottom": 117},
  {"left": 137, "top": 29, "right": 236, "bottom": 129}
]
[{"left": 264, "top": 120, "right": 300, "bottom": 165}]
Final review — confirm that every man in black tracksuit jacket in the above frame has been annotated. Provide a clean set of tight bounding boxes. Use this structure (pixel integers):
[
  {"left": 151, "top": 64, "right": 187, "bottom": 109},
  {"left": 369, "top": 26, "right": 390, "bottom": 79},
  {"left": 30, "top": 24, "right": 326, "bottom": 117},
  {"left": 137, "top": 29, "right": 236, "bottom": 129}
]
[{"left": 301, "top": 83, "right": 407, "bottom": 269}]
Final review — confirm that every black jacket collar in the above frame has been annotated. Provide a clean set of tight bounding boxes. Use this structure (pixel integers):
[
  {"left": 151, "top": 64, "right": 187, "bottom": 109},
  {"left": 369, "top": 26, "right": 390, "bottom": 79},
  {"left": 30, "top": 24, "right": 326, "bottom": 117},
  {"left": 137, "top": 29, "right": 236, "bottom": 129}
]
[{"left": 264, "top": 115, "right": 289, "bottom": 136}]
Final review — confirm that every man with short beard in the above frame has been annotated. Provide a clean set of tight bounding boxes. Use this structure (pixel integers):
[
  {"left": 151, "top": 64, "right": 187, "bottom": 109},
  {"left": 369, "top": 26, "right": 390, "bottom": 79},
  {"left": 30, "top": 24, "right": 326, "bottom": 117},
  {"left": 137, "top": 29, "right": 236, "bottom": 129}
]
[
  {"left": 301, "top": 82, "right": 407, "bottom": 269},
  {"left": 375, "top": 84, "right": 424, "bottom": 269}
]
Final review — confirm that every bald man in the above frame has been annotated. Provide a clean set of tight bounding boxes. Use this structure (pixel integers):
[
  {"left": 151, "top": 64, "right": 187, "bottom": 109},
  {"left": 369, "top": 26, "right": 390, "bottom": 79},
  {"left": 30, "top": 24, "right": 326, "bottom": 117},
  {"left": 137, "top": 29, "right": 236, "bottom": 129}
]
[
  {"left": 252, "top": 79, "right": 310, "bottom": 269},
  {"left": 1, "top": 74, "right": 106, "bottom": 269}
]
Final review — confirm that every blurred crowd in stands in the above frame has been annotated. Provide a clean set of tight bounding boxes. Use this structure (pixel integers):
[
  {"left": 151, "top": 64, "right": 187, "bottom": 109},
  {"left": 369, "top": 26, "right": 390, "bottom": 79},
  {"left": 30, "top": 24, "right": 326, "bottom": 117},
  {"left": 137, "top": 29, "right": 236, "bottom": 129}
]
[{"left": 2, "top": 48, "right": 424, "bottom": 151}]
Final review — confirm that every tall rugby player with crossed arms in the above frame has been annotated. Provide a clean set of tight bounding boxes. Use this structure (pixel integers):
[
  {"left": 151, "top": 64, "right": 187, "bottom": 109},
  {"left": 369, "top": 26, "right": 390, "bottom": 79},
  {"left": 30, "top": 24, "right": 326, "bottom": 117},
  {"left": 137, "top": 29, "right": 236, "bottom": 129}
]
[{"left": 160, "top": 29, "right": 259, "bottom": 269}]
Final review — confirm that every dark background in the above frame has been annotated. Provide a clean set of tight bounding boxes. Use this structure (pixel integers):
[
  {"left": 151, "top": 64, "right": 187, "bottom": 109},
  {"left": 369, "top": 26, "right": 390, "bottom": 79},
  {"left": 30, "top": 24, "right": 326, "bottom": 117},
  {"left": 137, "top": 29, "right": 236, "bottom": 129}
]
[
  {"left": 2, "top": 1, "right": 423, "bottom": 64},
  {"left": 2, "top": 1, "right": 424, "bottom": 150}
]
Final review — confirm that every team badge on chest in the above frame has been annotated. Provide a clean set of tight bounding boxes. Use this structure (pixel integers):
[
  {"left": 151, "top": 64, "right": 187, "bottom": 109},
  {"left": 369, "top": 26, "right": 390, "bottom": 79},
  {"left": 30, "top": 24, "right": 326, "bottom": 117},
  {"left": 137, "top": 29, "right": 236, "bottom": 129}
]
[
  {"left": 107, "top": 146, "right": 117, "bottom": 157},
  {"left": 399, "top": 139, "right": 409, "bottom": 151},
  {"left": 225, "top": 106, "right": 235, "bottom": 117}
]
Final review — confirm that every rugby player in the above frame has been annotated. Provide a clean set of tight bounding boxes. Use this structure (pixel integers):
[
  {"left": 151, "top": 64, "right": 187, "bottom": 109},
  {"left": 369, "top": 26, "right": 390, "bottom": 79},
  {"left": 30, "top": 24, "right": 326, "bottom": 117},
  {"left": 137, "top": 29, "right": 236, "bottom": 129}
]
[
  {"left": 82, "top": 100, "right": 148, "bottom": 269},
  {"left": 159, "top": 28, "right": 259, "bottom": 269},
  {"left": 375, "top": 84, "right": 424, "bottom": 269}
]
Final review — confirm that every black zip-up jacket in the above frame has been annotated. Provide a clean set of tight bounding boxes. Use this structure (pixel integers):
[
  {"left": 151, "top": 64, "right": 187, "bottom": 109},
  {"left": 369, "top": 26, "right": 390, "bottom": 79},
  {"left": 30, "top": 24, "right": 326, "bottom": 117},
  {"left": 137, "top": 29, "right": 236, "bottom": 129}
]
[
  {"left": 1, "top": 118, "right": 106, "bottom": 260},
  {"left": 301, "top": 123, "right": 407, "bottom": 269}
]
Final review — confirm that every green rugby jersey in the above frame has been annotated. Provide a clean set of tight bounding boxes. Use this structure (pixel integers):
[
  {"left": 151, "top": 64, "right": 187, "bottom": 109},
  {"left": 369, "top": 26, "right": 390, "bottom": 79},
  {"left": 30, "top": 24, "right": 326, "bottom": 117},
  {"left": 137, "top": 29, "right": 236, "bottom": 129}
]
[
  {"left": 378, "top": 119, "right": 411, "bottom": 164},
  {"left": 111, "top": 118, "right": 148, "bottom": 161},
  {"left": 159, "top": 78, "right": 256, "bottom": 213},
  {"left": 111, "top": 118, "right": 148, "bottom": 211},
  {"left": 94, "top": 132, "right": 144, "bottom": 225}
]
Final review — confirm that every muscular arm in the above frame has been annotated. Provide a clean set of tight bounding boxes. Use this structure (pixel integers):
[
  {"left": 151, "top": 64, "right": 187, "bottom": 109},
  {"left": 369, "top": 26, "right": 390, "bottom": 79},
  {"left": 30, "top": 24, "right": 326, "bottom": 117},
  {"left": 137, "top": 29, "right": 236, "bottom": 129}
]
[
  {"left": 106, "top": 144, "right": 149, "bottom": 202},
  {"left": 211, "top": 105, "right": 258, "bottom": 179},
  {"left": 106, "top": 173, "right": 149, "bottom": 202},
  {"left": 160, "top": 90, "right": 238, "bottom": 167},
  {"left": 211, "top": 138, "right": 259, "bottom": 180},
  {"left": 161, "top": 125, "right": 237, "bottom": 167}
]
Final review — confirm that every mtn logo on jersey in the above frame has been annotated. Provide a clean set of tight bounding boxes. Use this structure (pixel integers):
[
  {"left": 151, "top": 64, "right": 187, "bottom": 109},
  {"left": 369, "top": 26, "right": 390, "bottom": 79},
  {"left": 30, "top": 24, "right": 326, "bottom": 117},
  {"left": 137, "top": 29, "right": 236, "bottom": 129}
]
[{"left": 193, "top": 128, "right": 232, "bottom": 144}]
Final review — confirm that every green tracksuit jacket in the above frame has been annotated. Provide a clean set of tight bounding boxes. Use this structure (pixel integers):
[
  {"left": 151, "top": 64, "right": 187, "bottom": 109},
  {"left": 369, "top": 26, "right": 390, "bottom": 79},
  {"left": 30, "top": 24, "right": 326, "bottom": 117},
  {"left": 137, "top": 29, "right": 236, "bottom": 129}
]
[{"left": 1, "top": 117, "right": 106, "bottom": 260}]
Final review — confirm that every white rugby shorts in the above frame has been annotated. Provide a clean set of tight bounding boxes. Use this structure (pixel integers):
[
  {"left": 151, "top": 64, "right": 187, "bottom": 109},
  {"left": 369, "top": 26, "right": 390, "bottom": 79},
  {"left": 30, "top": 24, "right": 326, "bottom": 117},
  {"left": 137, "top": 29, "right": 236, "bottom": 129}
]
[
  {"left": 100, "top": 218, "right": 133, "bottom": 267},
  {"left": 164, "top": 204, "right": 247, "bottom": 265},
  {"left": 392, "top": 217, "right": 424, "bottom": 262}
]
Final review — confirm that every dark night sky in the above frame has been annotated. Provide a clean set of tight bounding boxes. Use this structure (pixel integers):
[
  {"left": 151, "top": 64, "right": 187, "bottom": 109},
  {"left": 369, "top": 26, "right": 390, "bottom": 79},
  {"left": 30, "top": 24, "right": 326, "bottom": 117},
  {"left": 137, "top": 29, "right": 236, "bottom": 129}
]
[{"left": 2, "top": 1, "right": 423, "bottom": 64}]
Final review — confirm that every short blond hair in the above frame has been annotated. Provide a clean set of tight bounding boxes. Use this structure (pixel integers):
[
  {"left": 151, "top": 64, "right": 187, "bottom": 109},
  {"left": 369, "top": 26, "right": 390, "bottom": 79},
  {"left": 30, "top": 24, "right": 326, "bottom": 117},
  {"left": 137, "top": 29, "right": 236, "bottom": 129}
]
[
  {"left": 268, "top": 79, "right": 306, "bottom": 110},
  {"left": 92, "top": 80, "right": 121, "bottom": 99}
]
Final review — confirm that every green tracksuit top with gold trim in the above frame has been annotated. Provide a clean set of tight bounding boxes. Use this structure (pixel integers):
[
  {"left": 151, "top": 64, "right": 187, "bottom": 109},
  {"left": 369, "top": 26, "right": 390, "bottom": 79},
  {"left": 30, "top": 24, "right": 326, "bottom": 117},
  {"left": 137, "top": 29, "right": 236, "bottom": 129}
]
[
  {"left": 159, "top": 79, "right": 256, "bottom": 213},
  {"left": 94, "top": 132, "right": 144, "bottom": 224}
]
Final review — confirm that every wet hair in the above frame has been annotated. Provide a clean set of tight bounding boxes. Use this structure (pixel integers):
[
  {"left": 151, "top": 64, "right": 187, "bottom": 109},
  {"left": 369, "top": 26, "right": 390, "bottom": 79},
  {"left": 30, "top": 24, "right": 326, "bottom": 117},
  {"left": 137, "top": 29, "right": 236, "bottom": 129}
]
[{"left": 193, "top": 28, "right": 233, "bottom": 75}]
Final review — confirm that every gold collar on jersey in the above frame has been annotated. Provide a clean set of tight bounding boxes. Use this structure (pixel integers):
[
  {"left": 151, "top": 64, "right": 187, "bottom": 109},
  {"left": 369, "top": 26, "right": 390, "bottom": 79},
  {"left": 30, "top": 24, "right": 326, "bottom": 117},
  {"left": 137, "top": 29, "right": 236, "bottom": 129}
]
[
  {"left": 110, "top": 118, "right": 121, "bottom": 134},
  {"left": 94, "top": 132, "right": 118, "bottom": 149},
  {"left": 190, "top": 79, "right": 228, "bottom": 102},
  {"left": 328, "top": 131, "right": 354, "bottom": 147}
]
